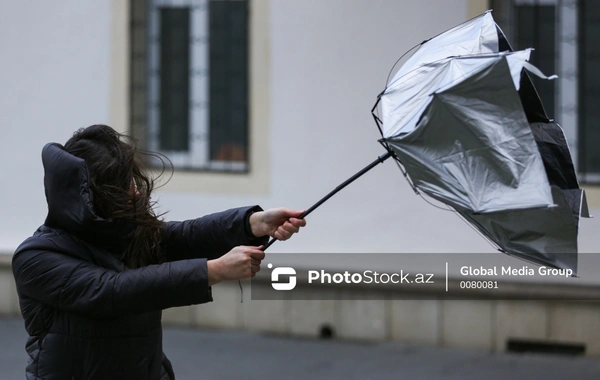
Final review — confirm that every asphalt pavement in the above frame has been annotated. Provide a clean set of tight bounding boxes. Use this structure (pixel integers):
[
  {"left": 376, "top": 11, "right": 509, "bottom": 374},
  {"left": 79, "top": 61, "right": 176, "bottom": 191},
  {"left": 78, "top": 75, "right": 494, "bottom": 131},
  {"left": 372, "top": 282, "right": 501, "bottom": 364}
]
[{"left": 2, "top": 317, "right": 600, "bottom": 379}]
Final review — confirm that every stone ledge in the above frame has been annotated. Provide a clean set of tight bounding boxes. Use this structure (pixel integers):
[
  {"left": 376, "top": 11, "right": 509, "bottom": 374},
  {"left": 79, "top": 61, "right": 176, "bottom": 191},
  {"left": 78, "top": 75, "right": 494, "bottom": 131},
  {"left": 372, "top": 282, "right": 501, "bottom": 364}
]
[{"left": 0, "top": 254, "right": 12, "bottom": 268}]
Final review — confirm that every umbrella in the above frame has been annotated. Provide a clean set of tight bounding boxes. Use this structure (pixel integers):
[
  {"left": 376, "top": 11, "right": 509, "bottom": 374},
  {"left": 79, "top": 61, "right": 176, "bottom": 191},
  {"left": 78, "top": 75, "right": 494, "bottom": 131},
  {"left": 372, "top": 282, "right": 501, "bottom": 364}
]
[{"left": 265, "top": 11, "right": 588, "bottom": 274}]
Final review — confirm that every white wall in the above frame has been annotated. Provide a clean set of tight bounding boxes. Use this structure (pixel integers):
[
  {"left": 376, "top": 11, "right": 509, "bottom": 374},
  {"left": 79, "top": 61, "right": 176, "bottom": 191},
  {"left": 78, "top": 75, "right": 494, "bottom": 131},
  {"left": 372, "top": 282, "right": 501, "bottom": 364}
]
[
  {"left": 1, "top": 0, "right": 597, "bottom": 258},
  {"left": 0, "top": 1, "right": 112, "bottom": 251}
]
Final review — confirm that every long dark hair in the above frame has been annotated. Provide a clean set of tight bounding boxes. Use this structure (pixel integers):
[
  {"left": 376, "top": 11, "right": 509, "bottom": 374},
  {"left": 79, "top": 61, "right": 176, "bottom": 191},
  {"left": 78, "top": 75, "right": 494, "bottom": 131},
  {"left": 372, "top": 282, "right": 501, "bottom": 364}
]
[{"left": 64, "top": 124, "right": 172, "bottom": 268}]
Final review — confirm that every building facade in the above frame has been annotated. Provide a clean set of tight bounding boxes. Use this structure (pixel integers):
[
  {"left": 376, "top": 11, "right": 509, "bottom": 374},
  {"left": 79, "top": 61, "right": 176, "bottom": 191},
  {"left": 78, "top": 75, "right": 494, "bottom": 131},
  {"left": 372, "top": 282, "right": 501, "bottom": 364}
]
[{"left": 1, "top": 0, "right": 599, "bottom": 355}]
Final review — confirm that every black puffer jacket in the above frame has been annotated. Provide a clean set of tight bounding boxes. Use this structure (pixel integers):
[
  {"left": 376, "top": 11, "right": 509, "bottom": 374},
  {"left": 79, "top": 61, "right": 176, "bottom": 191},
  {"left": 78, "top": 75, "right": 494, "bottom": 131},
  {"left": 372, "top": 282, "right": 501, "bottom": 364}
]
[{"left": 12, "top": 143, "right": 267, "bottom": 379}]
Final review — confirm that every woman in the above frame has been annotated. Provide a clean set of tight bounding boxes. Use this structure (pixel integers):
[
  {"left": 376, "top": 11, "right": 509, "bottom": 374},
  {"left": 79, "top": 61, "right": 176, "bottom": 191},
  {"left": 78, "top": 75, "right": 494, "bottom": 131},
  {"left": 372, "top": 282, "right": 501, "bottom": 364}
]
[{"left": 12, "top": 125, "right": 305, "bottom": 379}]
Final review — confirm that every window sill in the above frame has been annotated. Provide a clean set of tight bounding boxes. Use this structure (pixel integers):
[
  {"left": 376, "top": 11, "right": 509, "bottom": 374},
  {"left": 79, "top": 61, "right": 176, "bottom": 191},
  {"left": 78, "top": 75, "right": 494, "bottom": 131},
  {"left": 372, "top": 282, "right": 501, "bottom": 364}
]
[{"left": 151, "top": 168, "right": 268, "bottom": 196}]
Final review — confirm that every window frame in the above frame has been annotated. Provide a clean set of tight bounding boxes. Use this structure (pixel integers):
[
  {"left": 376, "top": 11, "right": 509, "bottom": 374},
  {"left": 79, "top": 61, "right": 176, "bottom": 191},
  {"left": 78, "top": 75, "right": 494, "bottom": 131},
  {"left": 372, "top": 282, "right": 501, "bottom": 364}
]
[
  {"left": 132, "top": 0, "right": 250, "bottom": 173},
  {"left": 491, "top": 0, "right": 595, "bottom": 182}
]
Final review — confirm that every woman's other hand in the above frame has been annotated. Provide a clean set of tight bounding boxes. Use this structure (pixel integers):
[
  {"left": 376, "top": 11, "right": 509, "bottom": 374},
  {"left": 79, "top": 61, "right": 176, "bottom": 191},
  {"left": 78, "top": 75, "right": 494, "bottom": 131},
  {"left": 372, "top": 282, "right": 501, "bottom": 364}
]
[{"left": 249, "top": 208, "right": 307, "bottom": 240}]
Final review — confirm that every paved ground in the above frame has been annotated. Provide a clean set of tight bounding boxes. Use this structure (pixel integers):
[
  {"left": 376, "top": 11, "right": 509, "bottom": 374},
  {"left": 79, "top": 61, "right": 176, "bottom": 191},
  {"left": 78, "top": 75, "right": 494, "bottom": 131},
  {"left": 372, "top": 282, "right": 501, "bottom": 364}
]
[{"left": 2, "top": 317, "right": 600, "bottom": 380}]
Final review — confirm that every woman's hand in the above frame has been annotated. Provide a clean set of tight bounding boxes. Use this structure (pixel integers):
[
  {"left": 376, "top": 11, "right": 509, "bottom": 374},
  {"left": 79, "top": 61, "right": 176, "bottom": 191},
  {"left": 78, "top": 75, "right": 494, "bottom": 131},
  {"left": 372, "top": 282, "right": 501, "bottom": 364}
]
[
  {"left": 249, "top": 208, "right": 307, "bottom": 240},
  {"left": 207, "top": 208, "right": 306, "bottom": 286},
  {"left": 207, "top": 245, "right": 265, "bottom": 286}
]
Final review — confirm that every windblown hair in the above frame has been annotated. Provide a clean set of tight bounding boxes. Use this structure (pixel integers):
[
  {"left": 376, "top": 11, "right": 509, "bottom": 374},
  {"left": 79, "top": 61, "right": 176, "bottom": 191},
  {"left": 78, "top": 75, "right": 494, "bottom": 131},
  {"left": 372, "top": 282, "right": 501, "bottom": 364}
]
[{"left": 64, "top": 124, "right": 172, "bottom": 268}]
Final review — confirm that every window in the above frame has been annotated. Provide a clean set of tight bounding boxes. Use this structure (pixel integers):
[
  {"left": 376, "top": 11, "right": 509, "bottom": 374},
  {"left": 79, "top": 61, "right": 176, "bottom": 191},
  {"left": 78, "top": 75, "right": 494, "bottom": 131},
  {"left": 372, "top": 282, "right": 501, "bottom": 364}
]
[
  {"left": 514, "top": 3, "right": 556, "bottom": 119},
  {"left": 492, "top": 1, "right": 558, "bottom": 123},
  {"left": 492, "top": 0, "right": 600, "bottom": 183},
  {"left": 130, "top": 0, "right": 249, "bottom": 172},
  {"left": 578, "top": 0, "right": 600, "bottom": 180}
]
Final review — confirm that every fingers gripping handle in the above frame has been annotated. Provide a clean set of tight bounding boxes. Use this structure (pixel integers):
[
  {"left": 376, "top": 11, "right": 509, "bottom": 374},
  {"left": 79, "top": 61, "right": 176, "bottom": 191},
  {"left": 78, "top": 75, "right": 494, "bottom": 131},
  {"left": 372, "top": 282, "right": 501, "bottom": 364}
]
[{"left": 262, "top": 210, "right": 308, "bottom": 251}]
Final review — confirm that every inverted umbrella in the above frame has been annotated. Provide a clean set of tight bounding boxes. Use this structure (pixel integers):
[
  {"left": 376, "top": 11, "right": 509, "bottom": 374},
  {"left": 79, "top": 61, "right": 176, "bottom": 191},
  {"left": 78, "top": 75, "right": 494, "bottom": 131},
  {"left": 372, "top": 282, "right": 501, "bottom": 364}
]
[{"left": 265, "top": 11, "right": 588, "bottom": 274}]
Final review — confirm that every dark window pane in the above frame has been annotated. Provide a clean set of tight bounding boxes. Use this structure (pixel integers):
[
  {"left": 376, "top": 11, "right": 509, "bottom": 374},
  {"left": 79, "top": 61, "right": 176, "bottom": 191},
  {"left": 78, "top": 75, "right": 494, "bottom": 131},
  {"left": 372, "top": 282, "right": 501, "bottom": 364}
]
[
  {"left": 579, "top": 0, "right": 600, "bottom": 175},
  {"left": 516, "top": 5, "right": 556, "bottom": 119},
  {"left": 159, "top": 8, "right": 191, "bottom": 152},
  {"left": 129, "top": 0, "right": 148, "bottom": 149},
  {"left": 209, "top": 0, "right": 249, "bottom": 163}
]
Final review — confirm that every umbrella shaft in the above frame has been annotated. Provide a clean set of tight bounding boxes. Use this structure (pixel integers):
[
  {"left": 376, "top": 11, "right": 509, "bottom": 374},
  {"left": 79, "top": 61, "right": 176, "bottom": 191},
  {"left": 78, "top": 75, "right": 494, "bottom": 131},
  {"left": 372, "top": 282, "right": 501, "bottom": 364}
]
[{"left": 263, "top": 150, "right": 392, "bottom": 251}]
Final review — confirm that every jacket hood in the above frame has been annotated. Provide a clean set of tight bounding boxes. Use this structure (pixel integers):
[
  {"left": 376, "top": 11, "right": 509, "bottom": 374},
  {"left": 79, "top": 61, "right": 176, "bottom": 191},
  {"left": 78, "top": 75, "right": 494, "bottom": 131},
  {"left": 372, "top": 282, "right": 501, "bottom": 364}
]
[{"left": 42, "top": 143, "right": 134, "bottom": 246}]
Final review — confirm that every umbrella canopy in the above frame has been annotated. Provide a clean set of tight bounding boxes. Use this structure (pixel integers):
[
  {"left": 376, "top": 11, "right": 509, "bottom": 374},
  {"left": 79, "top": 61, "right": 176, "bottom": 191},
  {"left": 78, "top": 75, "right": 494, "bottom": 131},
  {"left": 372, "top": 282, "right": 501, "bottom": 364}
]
[{"left": 375, "top": 11, "right": 589, "bottom": 272}]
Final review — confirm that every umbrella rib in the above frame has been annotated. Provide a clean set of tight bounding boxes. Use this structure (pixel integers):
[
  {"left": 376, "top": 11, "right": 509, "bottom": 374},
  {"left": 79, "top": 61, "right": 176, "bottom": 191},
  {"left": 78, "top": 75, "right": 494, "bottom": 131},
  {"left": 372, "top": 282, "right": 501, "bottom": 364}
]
[{"left": 384, "top": 42, "right": 424, "bottom": 89}]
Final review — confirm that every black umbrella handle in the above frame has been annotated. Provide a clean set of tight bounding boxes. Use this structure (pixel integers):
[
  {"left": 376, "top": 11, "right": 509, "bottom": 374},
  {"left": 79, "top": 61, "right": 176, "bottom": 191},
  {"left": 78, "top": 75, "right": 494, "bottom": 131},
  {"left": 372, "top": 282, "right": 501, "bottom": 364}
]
[{"left": 262, "top": 150, "right": 393, "bottom": 251}]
